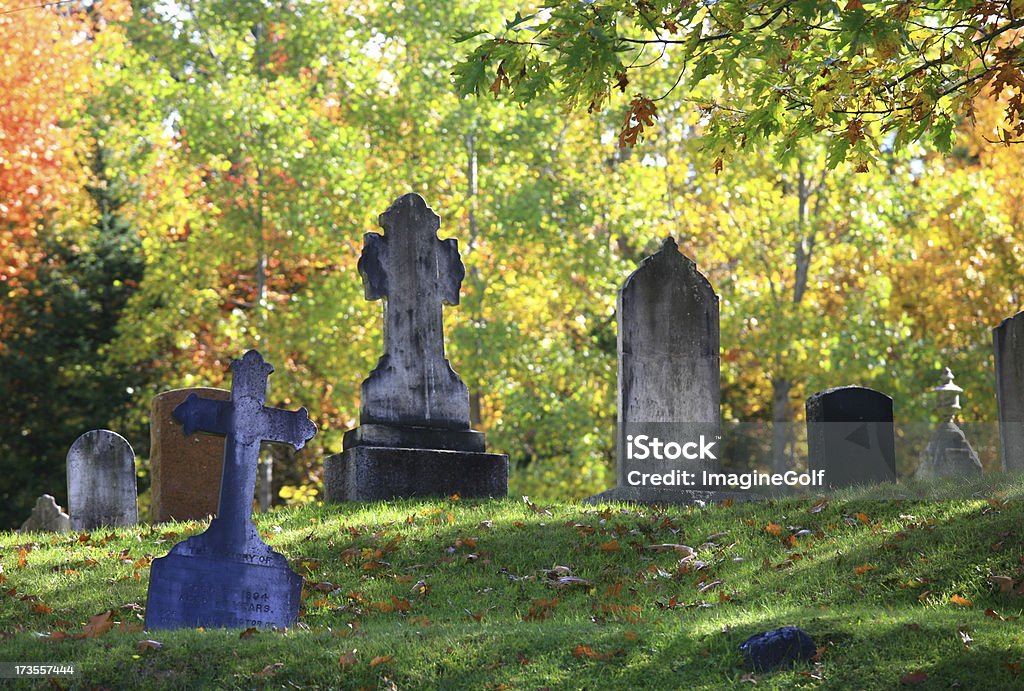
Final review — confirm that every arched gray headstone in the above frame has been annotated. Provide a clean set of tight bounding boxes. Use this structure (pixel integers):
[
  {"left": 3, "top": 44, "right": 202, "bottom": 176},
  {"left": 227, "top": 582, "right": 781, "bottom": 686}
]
[
  {"left": 994, "top": 311, "right": 1024, "bottom": 472},
  {"left": 806, "top": 386, "right": 896, "bottom": 487},
  {"left": 589, "top": 237, "right": 729, "bottom": 504},
  {"left": 66, "top": 430, "right": 137, "bottom": 531}
]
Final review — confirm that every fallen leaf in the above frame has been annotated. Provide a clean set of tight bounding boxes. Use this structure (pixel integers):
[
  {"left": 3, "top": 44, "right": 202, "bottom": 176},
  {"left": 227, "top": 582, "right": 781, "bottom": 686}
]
[
  {"left": 552, "top": 576, "right": 592, "bottom": 591},
  {"left": 853, "top": 563, "right": 876, "bottom": 575},
  {"left": 411, "top": 579, "right": 430, "bottom": 595},
  {"left": 239, "top": 627, "right": 258, "bottom": 639},
  {"left": 338, "top": 650, "right": 358, "bottom": 669},
  {"left": 764, "top": 523, "right": 783, "bottom": 537},
  {"left": 137, "top": 639, "right": 163, "bottom": 652},
  {"left": 855, "top": 512, "right": 871, "bottom": 525},
  {"left": 255, "top": 662, "right": 283, "bottom": 678},
  {"left": 647, "top": 544, "right": 694, "bottom": 555},
  {"left": 985, "top": 608, "right": 1007, "bottom": 621},
  {"left": 809, "top": 498, "right": 830, "bottom": 513},
  {"left": 370, "top": 655, "right": 393, "bottom": 667},
  {"left": 900, "top": 670, "right": 928, "bottom": 685},
  {"left": 32, "top": 603, "right": 52, "bottom": 615},
  {"left": 82, "top": 611, "right": 114, "bottom": 638},
  {"left": 600, "top": 540, "right": 620, "bottom": 553},
  {"left": 950, "top": 595, "right": 973, "bottom": 607},
  {"left": 990, "top": 576, "right": 1015, "bottom": 593}
]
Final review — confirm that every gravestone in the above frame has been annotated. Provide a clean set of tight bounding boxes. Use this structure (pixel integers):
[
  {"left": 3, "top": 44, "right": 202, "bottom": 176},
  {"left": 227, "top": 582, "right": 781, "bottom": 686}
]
[
  {"left": 806, "top": 386, "right": 897, "bottom": 487},
  {"left": 588, "top": 238, "right": 738, "bottom": 505},
  {"left": 324, "top": 193, "right": 507, "bottom": 501},
  {"left": 145, "top": 350, "right": 316, "bottom": 630},
  {"left": 150, "top": 387, "right": 230, "bottom": 522},
  {"left": 915, "top": 368, "right": 982, "bottom": 479},
  {"left": 19, "top": 495, "right": 70, "bottom": 533},
  {"left": 66, "top": 430, "right": 137, "bottom": 531},
  {"left": 994, "top": 311, "right": 1024, "bottom": 472}
]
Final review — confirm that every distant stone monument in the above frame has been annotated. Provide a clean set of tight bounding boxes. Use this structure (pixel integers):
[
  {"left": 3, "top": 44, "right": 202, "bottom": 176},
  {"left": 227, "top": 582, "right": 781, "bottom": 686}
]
[
  {"left": 994, "top": 311, "right": 1024, "bottom": 472},
  {"left": 915, "top": 368, "right": 982, "bottom": 479},
  {"left": 146, "top": 350, "right": 316, "bottom": 630},
  {"left": 588, "top": 238, "right": 734, "bottom": 504},
  {"left": 66, "top": 430, "right": 137, "bottom": 531},
  {"left": 150, "top": 387, "right": 230, "bottom": 522},
  {"left": 324, "top": 193, "right": 507, "bottom": 501},
  {"left": 19, "top": 495, "right": 70, "bottom": 533},
  {"left": 806, "top": 386, "right": 897, "bottom": 488}
]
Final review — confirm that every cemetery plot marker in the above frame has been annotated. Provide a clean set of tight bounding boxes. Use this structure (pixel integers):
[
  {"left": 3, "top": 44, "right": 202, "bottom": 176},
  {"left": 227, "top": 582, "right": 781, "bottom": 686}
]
[
  {"left": 145, "top": 350, "right": 316, "bottom": 630},
  {"left": 20, "top": 495, "right": 70, "bottom": 533},
  {"left": 915, "top": 368, "right": 982, "bottom": 479},
  {"left": 150, "top": 387, "right": 230, "bottom": 522},
  {"left": 806, "top": 386, "right": 897, "bottom": 488},
  {"left": 994, "top": 311, "right": 1024, "bottom": 472},
  {"left": 66, "top": 430, "right": 137, "bottom": 531},
  {"left": 588, "top": 238, "right": 742, "bottom": 505},
  {"left": 325, "top": 193, "right": 507, "bottom": 501}
]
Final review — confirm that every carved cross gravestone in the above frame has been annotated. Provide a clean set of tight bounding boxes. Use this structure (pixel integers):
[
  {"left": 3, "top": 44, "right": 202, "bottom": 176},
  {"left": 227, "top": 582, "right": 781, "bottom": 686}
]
[
  {"left": 146, "top": 351, "right": 316, "bottom": 630},
  {"left": 587, "top": 238, "right": 740, "bottom": 505},
  {"left": 66, "top": 430, "right": 137, "bottom": 531},
  {"left": 325, "top": 193, "right": 507, "bottom": 501},
  {"left": 805, "top": 386, "right": 897, "bottom": 488},
  {"left": 994, "top": 311, "right": 1024, "bottom": 472}
]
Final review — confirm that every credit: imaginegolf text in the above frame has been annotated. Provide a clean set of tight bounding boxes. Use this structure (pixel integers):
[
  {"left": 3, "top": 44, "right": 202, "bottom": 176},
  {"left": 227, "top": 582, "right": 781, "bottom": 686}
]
[{"left": 626, "top": 469, "right": 827, "bottom": 490}]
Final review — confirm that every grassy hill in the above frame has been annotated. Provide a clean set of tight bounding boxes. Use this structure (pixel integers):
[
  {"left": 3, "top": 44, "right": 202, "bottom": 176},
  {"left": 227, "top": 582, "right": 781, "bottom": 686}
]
[{"left": 2, "top": 476, "right": 1023, "bottom": 690}]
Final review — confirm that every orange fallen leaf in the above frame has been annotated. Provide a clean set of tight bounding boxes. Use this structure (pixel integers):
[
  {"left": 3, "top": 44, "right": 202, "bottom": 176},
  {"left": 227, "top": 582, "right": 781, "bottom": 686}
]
[
  {"left": 82, "top": 610, "right": 114, "bottom": 638},
  {"left": 764, "top": 522, "right": 783, "bottom": 537},
  {"left": 17, "top": 548, "right": 28, "bottom": 569},
  {"left": 853, "top": 563, "right": 876, "bottom": 575},
  {"left": 370, "top": 655, "right": 393, "bottom": 667},
  {"left": 949, "top": 595, "right": 973, "bottom": 607},
  {"left": 338, "top": 650, "right": 358, "bottom": 669},
  {"left": 32, "top": 603, "right": 52, "bottom": 615},
  {"left": 600, "top": 540, "right": 620, "bottom": 552},
  {"left": 900, "top": 670, "right": 928, "bottom": 685},
  {"left": 855, "top": 512, "right": 871, "bottom": 525}
]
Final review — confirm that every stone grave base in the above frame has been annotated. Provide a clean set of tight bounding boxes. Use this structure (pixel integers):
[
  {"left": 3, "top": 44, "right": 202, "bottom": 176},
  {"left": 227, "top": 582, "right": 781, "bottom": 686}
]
[
  {"left": 325, "top": 446, "right": 508, "bottom": 501},
  {"left": 343, "top": 423, "right": 485, "bottom": 452},
  {"left": 585, "top": 485, "right": 761, "bottom": 506},
  {"left": 146, "top": 539, "right": 301, "bottom": 630}
]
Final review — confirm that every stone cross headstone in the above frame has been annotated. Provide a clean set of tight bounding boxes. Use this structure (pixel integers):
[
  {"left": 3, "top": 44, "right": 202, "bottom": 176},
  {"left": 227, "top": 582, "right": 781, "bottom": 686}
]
[
  {"left": 146, "top": 350, "right": 317, "bottom": 630},
  {"left": 150, "top": 387, "right": 230, "bottom": 522},
  {"left": 588, "top": 237, "right": 734, "bottom": 505},
  {"left": 994, "top": 311, "right": 1024, "bottom": 472},
  {"left": 805, "top": 386, "right": 897, "bottom": 488},
  {"left": 19, "top": 494, "right": 70, "bottom": 533},
  {"left": 324, "top": 193, "right": 507, "bottom": 501},
  {"left": 915, "top": 368, "right": 982, "bottom": 479},
  {"left": 66, "top": 430, "right": 137, "bottom": 531}
]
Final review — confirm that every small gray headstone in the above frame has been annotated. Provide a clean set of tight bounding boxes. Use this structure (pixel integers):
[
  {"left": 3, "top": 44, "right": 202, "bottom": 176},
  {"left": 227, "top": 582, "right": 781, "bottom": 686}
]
[
  {"left": 20, "top": 494, "right": 71, "bottom": 533},
  {"left": 588, "top": 238, "right": 731, "bottom": 505},
  {"left": 66, "top": 430, "right": 137, "bottom": 531},
  {"left": 324, "top": 194, "right": 508, "bottom": 502},
  {"left": 146, "top": 350, "right": 317, "bottom": 630},
  {"left": 994, "top": 311, "right": 1024, "bottom": 472},
  {"left": 806, "top": 386, "right": 897, "bottom": 487},
  {"left": 915, "top": 368, "right": 982, "bottom": 479}
]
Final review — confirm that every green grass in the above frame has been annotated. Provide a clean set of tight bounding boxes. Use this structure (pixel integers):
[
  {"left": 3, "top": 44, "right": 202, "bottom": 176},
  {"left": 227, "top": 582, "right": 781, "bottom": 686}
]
[{"left": 2, "top": 476, "right": 1024, "bottom": 690}]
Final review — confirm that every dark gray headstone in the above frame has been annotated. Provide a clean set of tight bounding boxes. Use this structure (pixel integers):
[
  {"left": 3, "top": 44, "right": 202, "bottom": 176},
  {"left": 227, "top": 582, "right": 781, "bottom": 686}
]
[
  {"left": 19, "top": 494, "right": 70, "bottom": 533},
  {"left": 324, "top": 194, "right": 507, "bottom": 502},
  {"left": 145, "top": 350, "right": 317, "bottom": 630},
  {"left": 806, "top": 386, "right": 896, "bottom": 487},
  {"left": 588, "top": 238, "right": 730, "bottom": 505},
  {"left": 994, "top": 311, "right": 1024, "bottom": 472},
  {"left": 66, "top": 430, "right": 137, "bottom": 531}
]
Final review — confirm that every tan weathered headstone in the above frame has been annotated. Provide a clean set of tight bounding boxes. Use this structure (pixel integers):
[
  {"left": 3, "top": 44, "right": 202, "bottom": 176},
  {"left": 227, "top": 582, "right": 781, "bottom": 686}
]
[{"left": 150, "top": 387, "right": 230, "bottom": 522}]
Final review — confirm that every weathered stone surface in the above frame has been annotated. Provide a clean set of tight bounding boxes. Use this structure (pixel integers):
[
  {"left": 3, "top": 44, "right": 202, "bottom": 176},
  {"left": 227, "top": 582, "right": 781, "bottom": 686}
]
[
  {"left": 66, "top": 430, "right": 137, "bottom": 531},
  {"left": 357, "top": 193, "right": 470, "bottom": 430},
  {"left": 327, "top": 194, "right": 507, "bottom": 501},
  {"left": 324, "top": 446, "right": 508, "bottom": 501},
  {"left": 19, "top": 494, "right": 70, "bottom": 533},
  {"left": 146, "top": 350, "right": 317, "bottom": 630},
  {"left": 915, "top": 421, "right": 983, "bottom": 479},
  {"left": 150, "top": 387, "right": 230, "bottom": 522},
  {"left": 806, "top": 386, "right": 896, "bottom": 488},
  {"left": 994, "top": 311, "right": 1024, "bottom": 472},
  {"left": 587, "top": 238, "right": 724, "bottom": 504}
]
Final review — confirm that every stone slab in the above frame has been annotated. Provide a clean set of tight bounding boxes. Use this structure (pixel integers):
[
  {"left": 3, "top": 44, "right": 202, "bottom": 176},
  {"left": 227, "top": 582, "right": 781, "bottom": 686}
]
[
  {"left": 994, "top": 311, "right": 1024, "bottom": 472},
  {"left": 343, "top": 423, "right": 485, "bottom": 453},
  {"left": 324, "top": 446, "right": 508, "bottom": 501},
  {"left": 145, "top": 526, "right": 301, "bottom": 630},
  {"left": 19, "top": 494, "right": 71, "bottom": 533},
  {"left": 150, "top": 387, "right": 230, "bottom": 522},
  {"left": 806, "top": 386, "right": 896, "bottom": 488},
  {"left": 66, "top": 429, "right": 137, "bottom": 531}
]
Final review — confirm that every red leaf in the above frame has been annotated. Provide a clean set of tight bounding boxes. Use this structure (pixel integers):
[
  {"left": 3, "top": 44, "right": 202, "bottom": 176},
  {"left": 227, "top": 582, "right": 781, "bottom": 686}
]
[{"left": 900, "top": 671, "right": 928, "bottom": 685}]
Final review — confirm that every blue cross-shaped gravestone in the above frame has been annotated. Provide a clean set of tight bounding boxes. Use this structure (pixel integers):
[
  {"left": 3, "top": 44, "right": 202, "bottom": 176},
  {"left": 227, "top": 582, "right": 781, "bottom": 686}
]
[{"left": 145, "top": 350, "right": 317, "bottom": 630}]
